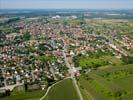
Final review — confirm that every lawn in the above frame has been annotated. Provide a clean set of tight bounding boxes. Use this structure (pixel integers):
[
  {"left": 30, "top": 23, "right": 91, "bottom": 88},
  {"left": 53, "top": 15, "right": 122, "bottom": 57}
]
[
  {"left": 44, "top": 78, "right": 80, "bottom": 100},
  {"left": 77, "top": 64, "right": 133, "bottom": 100}
]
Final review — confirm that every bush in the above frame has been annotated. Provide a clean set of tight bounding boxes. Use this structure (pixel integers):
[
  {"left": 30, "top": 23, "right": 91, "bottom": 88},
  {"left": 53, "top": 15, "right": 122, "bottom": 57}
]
[{"left": 121, "top": 56, "right": 133, "bottom": 64}]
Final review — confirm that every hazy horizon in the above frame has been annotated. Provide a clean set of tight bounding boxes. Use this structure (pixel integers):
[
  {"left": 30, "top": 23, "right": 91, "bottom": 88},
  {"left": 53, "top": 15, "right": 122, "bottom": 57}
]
[{"left": 1, "top": 0, "right": 133, "bottom": 10}]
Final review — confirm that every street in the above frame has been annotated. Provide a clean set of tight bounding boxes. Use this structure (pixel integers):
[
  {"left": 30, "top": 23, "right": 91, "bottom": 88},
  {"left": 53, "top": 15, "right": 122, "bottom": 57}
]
[{"left": 62, "top": 41, "right": 83, "bottom": 100}]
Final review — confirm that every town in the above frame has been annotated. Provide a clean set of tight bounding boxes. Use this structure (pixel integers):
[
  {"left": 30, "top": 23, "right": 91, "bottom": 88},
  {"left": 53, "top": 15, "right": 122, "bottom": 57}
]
[{"left": 0, "top": 9, "right": 133, "bottom": 100}]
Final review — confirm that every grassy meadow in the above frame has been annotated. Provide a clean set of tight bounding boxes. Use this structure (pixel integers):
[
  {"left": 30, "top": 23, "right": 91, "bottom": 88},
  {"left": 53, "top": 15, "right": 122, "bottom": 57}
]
[{"left": 77, "top": 64, "right": 133, "bottom": 100}]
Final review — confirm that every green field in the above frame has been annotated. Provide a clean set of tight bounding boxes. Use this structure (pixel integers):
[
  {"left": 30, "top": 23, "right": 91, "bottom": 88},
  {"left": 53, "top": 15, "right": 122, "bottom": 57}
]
[
  {"left": 0, "top": 89, "right": 45, "bottom": 100},
  {"left": 77, "top": 64, "right": 133, "bottom": 100},
  {"left": 44, "top": 78, "right": 80, "bottom": 100}
]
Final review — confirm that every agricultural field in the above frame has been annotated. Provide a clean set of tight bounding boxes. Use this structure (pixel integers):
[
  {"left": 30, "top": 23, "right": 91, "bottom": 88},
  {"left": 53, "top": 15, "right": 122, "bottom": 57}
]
[
  {"left": 44, "top": 78, "right": 80, "bottom": 100},
  {"left": 77, "top": 64, "right": 133, "bottom": 100},
  {"left": 85, "top": 19, "right": 133, "bottom": 39},
  {"left": 0, "top": 89, "right": 45, "bottom": 100}
]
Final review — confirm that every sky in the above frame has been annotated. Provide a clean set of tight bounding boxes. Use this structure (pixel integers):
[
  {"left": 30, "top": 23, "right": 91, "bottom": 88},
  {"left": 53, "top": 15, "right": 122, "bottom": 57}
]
[{"left": 0, "top": 0, "right": 133, "bottom": 9}]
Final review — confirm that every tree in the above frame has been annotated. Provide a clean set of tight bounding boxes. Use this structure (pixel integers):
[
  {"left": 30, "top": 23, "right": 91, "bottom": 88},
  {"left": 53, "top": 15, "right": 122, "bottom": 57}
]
[
  {"left": 38, "top": 44, "right": 47, "bottom": 51},
  {"left": 121, "top": 56, "right": 133, "bottom": 64},
  {"left": 23, "top": 32, "right": 31, "bottom": 41}
]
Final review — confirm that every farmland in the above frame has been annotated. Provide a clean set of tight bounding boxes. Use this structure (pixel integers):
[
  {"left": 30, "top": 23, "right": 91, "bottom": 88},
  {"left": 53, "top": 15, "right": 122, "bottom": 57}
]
[
  {"left": 44, "top": 78, "right": 80, "bottom": 100},
  {"left": 77, "top": 64, "right": 133, "bottom": 100},
  {"left": 0, "top": 89, "right": 45, "bottom": 100}
]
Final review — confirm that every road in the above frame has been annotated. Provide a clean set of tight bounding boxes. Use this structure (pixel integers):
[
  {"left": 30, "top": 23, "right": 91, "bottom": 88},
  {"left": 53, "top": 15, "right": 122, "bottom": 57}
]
[
  {"left": 0, "top": 68, "right": 23, "bottom": 92},
  {"left": 40, "top": 77, "right": 69, "bottom": 100},
  {"left": 62, "top": 43, "right": 83, "bottom": 100},
  {"left": 40, "top": 39, "right": 83, "bottom": 100},
  {"left": 0, "top": 83, "right": 23, "bottom": 92}
]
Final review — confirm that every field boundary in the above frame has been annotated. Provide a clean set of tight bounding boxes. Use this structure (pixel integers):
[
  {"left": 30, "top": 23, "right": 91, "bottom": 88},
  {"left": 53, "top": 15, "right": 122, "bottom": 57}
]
[{"left": 40, "top": 77, "right": 70, "bottom": 100}]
